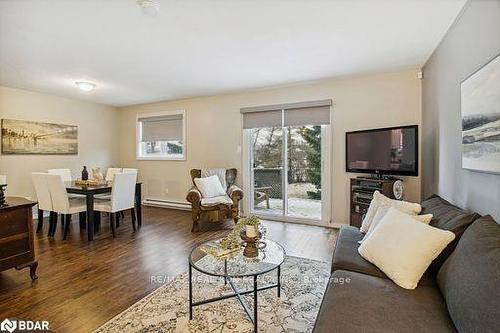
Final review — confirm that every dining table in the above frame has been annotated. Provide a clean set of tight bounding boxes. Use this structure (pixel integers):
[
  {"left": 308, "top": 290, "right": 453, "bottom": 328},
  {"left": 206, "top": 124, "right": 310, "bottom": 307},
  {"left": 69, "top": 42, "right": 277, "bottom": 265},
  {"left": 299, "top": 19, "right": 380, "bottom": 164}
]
[{"left": 65, "top": 181, "right": 142, "bottom": 241}]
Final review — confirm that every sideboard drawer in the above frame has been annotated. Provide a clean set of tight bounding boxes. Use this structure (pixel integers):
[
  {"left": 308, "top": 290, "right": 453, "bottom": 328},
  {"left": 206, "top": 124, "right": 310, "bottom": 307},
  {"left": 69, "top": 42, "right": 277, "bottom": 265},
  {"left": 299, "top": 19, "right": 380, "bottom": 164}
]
[{"left": 0, "top": 208, "right": 29, "bottom": 238}]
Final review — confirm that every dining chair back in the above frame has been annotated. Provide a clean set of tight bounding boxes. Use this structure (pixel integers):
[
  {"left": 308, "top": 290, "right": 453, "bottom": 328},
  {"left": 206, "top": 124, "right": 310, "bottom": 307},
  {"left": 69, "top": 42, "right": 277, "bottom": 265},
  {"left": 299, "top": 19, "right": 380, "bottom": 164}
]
[
  {"left": 32, "top": 172, "right": 52, "bottom": 211},
  {"left": 122, "top": 168, "right": 138, "bottom": 174},
  {"left": 106, "top": 168, "right": 122, "bottom": 181},
  {"left": 48, "top": 169, "right": 72, "bottom": 182},
  {"left": 46, "top": 174, "right": 70, "bottom": 214},
  {"left": 110, "top": 172, "right": 137, "bottom": 212}
]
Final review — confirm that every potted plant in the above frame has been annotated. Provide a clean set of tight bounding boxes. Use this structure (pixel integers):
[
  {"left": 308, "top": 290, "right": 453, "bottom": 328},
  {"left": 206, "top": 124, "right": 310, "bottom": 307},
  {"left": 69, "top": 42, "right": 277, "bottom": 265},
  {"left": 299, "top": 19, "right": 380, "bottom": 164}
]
[{"left": 239, "top": 215, "right": 260, "bottom": 238}]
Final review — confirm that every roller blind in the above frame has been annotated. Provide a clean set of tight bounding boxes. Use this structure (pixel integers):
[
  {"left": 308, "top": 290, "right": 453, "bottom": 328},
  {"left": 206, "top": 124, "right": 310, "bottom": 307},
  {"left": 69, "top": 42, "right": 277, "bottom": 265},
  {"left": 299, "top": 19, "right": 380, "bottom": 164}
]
[
  {"left": 139, "top": 114, "right": 183, "bottom": 142},
  {"left": 241, "top": 99, "right": 331, "bottom": 129},
  {"left": 242, "top": 110, "right": 282, "bottom": 129},
  {"left": 284, "top": 105, "right": 330, "bottom": 126}
]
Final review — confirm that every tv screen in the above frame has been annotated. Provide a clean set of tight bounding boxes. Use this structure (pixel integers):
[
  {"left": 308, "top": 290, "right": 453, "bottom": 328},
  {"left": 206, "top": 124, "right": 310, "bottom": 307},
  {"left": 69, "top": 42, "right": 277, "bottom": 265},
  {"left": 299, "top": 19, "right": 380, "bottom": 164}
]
[{"left": 346, "top": 125, "right": 418, "bottom": 176}]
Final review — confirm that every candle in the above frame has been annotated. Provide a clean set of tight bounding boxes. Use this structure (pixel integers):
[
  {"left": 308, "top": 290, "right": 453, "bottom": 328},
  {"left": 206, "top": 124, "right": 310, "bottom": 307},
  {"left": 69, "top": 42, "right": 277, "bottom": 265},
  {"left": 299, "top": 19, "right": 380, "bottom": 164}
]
[{"left": 0, "top": 175, "right": 6, "bottom": 185}]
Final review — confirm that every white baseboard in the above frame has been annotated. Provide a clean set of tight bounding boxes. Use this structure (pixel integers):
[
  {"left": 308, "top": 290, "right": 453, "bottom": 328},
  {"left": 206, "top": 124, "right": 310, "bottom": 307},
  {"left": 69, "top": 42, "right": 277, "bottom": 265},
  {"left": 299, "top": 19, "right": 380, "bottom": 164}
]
[{"left": 142, "top": 198, "right": 191, "bottom": 211}]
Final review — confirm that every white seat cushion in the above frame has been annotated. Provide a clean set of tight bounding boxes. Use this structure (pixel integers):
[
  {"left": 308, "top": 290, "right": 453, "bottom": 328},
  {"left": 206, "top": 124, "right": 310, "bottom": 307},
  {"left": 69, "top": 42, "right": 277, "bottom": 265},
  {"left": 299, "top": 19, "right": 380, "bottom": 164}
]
[
  {"left": 358, "top": 207, "right": 455, "bottom": 289},
  {"left": 93, "top": 198, "right": 112, "bottom": 213},
  {"left": 201, "top": 194, "right": 233, "bottom": 207},
  {"left": 68, "top": 197, "right": 87, "bottom": 214}
]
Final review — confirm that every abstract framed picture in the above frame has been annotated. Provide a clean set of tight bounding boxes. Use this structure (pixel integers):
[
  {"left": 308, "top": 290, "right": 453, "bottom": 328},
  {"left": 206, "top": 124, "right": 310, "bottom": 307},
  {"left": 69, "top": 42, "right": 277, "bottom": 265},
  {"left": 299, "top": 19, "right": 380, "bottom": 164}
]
[
  {"left": 1, "top": 119, "right": 78, "bottom": 155},
  {"left": 461, "top": 53, "right": 500, "bottom": 173}
]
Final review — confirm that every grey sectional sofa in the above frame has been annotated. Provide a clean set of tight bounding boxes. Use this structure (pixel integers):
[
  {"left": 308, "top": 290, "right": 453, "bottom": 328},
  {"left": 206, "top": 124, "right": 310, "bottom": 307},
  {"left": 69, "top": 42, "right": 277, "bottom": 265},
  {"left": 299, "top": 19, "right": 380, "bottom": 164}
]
[{"left": 313, "top": 195, "right": 500, "bottom": 332}]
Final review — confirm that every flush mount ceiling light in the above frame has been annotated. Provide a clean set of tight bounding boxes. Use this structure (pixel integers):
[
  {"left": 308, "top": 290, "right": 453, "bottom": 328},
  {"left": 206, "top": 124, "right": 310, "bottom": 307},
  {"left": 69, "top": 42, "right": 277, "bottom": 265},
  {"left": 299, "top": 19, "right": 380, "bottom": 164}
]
[
  {"left": 75, "top": 81, "right": 96, "bottom": 92},
  {"left": 137, "top": 0, "right": 160, "bottom": 16}
]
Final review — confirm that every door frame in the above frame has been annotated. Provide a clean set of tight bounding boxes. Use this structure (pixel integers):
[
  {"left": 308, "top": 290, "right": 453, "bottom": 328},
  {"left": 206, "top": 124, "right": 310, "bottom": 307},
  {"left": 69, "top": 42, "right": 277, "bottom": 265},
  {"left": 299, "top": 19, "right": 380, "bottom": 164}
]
[{"left": 242, "top": 124, "right": 332, "bottom": 226}]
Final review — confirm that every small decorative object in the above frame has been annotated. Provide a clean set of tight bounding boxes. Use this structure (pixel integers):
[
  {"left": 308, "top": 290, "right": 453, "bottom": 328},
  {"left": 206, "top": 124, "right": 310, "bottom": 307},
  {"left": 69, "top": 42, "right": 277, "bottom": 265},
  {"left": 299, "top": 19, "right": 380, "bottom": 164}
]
[
  {"left": 81, "top": 166, "right": 89, "bottom": 181},
  {"left": 238, "top": 215, "right": 260, "bottom": 240},
  {"left": 392, "top": 180, "right": 404, "bottom": 200},
  {"left": 0, "top": 175, "right": 6, "bottom": 207},
  {"left": 91, "top": 167, "right": 104, "bottom": 181},
  {"left": 1, "top": 119, "right": 78, "bottom": 155},
  {"left": 461, "top": 52, "right": 500, "bottom": 173}
]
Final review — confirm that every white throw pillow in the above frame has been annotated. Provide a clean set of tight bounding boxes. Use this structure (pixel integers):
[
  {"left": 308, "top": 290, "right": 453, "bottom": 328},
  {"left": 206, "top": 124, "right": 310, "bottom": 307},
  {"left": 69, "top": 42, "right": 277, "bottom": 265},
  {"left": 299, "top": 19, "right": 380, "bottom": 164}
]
[
  {"left": 358, "top": 207, "right": 455, "bottom": 289},
  {"left": 194, "top": 175, "right": 226, "bottom": 198},
  {"left": 360, "top": 191, "right": 422, "bottom": 233},
  {"left": 359, "top": 207, "right": 433, "bottom": 243}
]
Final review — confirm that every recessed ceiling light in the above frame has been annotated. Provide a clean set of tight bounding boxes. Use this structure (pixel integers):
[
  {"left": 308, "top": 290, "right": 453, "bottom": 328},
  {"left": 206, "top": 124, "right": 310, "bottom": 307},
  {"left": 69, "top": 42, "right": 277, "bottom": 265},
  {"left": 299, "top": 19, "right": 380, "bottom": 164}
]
[
  {"left": 75, "top": 81, "right": 96, "bottom": 92},
  {"left": 137, "top": 0, "right": 160, "bottom": 16}
]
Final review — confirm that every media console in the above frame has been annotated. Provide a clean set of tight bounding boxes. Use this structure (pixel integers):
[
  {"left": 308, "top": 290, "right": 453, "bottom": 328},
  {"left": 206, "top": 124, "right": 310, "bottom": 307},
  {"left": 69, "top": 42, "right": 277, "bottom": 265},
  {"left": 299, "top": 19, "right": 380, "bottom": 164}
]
[{"left": 349, "top": 177, "right": 398, "bottom": 228}]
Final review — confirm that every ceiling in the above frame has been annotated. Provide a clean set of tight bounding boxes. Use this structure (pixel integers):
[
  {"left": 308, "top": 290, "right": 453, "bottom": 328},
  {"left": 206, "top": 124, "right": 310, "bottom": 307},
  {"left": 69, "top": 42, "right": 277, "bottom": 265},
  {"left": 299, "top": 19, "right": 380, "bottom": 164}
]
[{"left": 0, "top": 0, "right": 466, "bottom": 107}]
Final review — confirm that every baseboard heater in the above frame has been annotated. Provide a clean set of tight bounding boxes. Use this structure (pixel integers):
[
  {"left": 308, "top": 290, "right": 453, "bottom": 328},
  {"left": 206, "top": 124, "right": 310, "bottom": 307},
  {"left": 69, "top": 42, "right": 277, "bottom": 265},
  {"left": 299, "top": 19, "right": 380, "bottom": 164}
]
[{"left": 142, "top": 198, "right": 191, "bottom": 211}]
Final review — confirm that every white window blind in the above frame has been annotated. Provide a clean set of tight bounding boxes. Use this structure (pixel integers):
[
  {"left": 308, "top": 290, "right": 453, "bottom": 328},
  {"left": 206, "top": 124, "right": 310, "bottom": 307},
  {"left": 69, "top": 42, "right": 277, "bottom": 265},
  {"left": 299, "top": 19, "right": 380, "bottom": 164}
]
[
  {"left": 241, "top": 99, "right": 331, "bottom": 129},
  {"left": 138, "top": 114, "right": 183, "bottom": 142}
]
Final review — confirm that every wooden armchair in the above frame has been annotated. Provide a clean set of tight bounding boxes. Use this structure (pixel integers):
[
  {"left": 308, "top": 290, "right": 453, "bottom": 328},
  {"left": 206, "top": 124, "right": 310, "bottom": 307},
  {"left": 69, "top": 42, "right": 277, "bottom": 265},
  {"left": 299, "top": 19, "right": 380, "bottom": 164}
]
[{"left": 186, "top": 168, "right": 243, "bottom": 232}]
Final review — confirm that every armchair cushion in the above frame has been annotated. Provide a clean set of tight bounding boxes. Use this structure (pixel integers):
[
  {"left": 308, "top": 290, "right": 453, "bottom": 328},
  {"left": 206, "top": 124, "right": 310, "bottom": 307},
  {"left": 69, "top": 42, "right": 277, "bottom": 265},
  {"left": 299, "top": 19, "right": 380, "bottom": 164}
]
[
  {"left": 194, "top": 175, "right": 226, "bottom": 198},
  {"left": 201, "top": 195, "right": 233, "bottom": 207}
]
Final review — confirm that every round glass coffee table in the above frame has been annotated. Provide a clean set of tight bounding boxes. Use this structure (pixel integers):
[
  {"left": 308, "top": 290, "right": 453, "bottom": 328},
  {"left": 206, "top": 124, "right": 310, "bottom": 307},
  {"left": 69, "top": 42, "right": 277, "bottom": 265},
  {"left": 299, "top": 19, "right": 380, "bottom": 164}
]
[{"left": 189, "top": 238, "right": 286, "bottom": 332}]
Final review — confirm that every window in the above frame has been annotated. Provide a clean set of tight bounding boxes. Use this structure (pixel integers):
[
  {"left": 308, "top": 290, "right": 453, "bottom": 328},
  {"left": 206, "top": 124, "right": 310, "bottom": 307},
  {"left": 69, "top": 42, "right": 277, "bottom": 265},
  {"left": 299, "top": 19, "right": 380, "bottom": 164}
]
[
  {"left": 241, "top": 100, "right": 332, "bottom": 224},
  {"left": 136, "top": 110, "right": 186, "bottom": 160}
]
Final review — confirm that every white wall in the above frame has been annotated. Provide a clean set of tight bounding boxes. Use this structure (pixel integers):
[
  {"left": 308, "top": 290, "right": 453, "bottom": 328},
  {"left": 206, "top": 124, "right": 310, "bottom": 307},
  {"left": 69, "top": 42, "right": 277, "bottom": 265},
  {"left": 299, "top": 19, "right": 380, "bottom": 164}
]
[
  {"left": 0, "top": 86, "right": 120, "bottom": 199},
  {"left": 119, "top": 69, "right": 422, "bottom": 225}
]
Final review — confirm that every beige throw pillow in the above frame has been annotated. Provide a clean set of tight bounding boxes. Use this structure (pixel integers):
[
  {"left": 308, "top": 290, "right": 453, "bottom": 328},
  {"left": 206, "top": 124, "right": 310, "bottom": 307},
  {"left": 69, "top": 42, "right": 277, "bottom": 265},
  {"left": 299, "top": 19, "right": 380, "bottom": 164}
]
[
  {"left": 360, "top": 191, "right": 421, "bottom": 233},
  {"left": 358, "top": 207, "right": 455, "bottom": 289},
  {"left": 359, "top": 207, "right": 433, "bottom": 243}
]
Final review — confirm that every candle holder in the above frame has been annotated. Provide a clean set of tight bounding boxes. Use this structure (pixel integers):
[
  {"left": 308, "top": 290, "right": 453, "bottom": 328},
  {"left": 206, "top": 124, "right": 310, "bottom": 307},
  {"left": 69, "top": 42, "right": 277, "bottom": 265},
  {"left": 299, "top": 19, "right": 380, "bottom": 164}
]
[{"left": 0, "top": 184, "right": 7, "bottom": 207}]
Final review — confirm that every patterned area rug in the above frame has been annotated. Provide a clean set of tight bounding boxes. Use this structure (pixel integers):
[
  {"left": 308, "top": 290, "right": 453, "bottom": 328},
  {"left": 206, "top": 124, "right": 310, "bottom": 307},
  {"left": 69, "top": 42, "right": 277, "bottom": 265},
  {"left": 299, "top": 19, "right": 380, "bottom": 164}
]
[{"left": 94, "top": 256, "right": 330, "bottom": 332}]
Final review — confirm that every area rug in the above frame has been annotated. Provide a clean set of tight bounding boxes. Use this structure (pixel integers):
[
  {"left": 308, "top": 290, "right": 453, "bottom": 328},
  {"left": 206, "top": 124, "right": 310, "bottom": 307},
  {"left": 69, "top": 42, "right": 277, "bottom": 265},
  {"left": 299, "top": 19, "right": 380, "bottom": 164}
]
[{"left": 94, "top": 256, "right": 330, "bottom": 333}]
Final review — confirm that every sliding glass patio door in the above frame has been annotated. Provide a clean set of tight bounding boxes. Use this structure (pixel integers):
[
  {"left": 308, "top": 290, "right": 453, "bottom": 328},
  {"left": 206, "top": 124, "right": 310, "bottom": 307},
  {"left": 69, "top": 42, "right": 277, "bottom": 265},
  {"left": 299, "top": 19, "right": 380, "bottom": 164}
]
[{"left": 242, "top": 100, "right": 331, "bottom": 224}]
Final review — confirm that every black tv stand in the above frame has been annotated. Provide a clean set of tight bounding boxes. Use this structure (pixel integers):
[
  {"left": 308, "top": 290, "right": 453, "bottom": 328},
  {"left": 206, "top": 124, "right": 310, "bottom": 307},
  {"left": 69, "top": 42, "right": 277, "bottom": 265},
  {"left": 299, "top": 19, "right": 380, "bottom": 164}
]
[{"left": 350, "top": 177, "right": 399, "bottom": 227}]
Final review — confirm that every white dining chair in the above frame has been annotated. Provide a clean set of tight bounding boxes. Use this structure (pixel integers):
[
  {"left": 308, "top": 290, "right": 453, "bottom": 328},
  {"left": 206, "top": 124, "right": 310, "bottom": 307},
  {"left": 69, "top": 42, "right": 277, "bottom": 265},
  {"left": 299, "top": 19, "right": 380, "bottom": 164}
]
[
  {"left": 46, "top": 174, "right": 87, "bottom": 239},
  {"left": 122, "top": 168, "right": 138, "bottom": 174},
  {"left": 32, "top": 172, "right": 54, "bottom": 233},
  {"left": 94, "top": 172, "right": 138, "bottom": 237},
  {"left": 105, "top": 168, "right": 123, "bottom": 181},
  {"left": 48, "top": 168, "right": 72, "bottom": 182}
]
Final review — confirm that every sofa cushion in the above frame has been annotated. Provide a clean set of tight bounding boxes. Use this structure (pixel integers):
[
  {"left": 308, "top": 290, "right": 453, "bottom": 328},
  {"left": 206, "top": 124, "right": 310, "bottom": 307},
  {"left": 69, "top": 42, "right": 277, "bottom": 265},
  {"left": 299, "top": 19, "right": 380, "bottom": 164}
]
[
  {"left": 358, "top": 207, "right": 455, "bottom": 290},
  {"left": 313, "top": 270, "right": 456, "bottom": 333},
  {"left": 331, "top": 225, "right": 386, "bottom": 279},
  {"left": 437, "top": 216, "right": 500, "bottom": 333},
  {"left": 421, "top": 195, "right": 480, "bottom": 273},
  {"left": 332, "top": 225, "right": 435, "bottom": 286}
]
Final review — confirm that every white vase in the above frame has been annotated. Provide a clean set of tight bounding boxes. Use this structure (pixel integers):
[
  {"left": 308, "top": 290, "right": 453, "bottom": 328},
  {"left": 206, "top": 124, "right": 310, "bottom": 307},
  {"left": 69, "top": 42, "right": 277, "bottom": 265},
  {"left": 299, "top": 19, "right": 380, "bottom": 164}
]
[{"left": 246, "top": 225, "right": 257, "bottom": 238}]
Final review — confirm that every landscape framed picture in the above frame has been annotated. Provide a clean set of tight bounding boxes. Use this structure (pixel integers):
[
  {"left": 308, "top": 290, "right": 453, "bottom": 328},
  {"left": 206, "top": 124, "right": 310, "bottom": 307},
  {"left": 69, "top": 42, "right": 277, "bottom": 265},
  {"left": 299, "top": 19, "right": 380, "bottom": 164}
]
[
  {"left": 461, "top": 53, "right": 500, "bottom": 174},
  {"left": 1, "top": 119, "right": 78, "bottom": 155}
]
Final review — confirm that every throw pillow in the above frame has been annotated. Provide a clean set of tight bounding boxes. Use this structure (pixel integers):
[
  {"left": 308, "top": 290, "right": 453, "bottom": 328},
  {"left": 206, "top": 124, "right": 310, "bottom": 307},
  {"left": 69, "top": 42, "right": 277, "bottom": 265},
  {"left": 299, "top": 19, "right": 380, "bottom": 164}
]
[
  {"left": 360, "top": 191, "right": 422, "bottom": 233},
  {"left": 358, "top": 207, "right": 455, "bottom": 289},
  {"left": 359, "top": 206, "right": 433, "bottom": 243},
  {"left": 194, "top": 175, "right": 227, "bottom": 198}
]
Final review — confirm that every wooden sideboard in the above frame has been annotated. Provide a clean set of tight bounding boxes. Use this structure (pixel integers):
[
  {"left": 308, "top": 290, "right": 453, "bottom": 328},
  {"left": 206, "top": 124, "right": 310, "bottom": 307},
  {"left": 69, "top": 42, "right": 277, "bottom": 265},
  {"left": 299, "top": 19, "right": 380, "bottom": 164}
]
[{"left": 0, "top": 196, "right": 38, "bottom": 280}]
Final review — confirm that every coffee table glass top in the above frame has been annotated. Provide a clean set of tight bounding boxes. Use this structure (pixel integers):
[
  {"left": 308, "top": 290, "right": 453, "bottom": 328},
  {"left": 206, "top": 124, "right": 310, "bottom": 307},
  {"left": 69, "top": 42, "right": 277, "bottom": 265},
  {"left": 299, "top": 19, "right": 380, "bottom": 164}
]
[{"left": 189, "top": 238, "right": 286, "bottom": 277}]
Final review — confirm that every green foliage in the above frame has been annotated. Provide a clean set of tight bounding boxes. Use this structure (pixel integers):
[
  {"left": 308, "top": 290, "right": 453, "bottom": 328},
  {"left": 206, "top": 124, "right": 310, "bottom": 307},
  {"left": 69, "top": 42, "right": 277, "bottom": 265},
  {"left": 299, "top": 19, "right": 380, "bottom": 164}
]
[
  {"left": 252, "top": 127, "right": 282, "bottom": 168},
  {"left": 299, "top": 126, "right": 322, "bottom": 198}
]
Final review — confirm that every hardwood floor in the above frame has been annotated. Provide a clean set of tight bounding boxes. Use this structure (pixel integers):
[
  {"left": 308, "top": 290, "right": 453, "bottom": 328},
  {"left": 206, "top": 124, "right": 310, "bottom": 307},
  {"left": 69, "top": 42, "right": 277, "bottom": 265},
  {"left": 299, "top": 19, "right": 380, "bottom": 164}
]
[{"left": 0, "top": 206, "right": 337, "bottom": 333}]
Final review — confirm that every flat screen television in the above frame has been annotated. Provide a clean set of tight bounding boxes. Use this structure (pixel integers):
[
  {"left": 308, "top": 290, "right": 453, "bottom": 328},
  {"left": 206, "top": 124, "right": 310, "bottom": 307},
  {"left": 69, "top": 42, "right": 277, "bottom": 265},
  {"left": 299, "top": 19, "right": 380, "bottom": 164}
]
[{"left": 346, "top": 125, "right": 418, "bottom": 176}]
